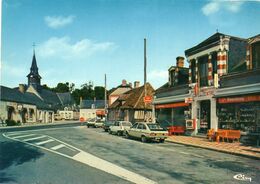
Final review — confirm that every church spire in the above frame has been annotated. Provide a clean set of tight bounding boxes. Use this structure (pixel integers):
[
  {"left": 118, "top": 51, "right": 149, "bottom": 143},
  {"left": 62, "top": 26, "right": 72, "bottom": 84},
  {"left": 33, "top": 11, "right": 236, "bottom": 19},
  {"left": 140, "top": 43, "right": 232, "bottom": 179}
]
[{"left": 27, "top": 45, "right": 41, "bottom": 90}]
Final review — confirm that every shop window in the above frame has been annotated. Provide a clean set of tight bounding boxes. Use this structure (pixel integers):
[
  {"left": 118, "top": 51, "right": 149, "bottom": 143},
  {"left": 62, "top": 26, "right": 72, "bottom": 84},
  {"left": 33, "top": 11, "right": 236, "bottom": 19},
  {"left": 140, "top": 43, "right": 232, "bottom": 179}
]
[
  {"left": 191, "top": 59, "right": 196, "bottom": 83},
  {"left": 252, "top": 42, "right": 260, "bottom": 69},
  {"left": 198, "top": 55, "right": 208, "bottom": 87}
]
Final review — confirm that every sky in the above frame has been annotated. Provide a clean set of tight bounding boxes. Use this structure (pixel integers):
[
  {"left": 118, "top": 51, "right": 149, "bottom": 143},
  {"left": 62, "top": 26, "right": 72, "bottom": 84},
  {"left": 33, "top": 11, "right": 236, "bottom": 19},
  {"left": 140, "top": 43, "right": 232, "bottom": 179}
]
[{"left": 1, "top": 0, "right": 260, "bottom": 90}]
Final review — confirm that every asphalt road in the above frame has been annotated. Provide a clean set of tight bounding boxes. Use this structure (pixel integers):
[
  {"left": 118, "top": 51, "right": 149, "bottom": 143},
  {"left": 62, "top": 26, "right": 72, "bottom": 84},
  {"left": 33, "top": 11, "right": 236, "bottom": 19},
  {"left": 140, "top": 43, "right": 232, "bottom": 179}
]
[{"left": 0, "top": 123, "right": 259, "bottom": 184}]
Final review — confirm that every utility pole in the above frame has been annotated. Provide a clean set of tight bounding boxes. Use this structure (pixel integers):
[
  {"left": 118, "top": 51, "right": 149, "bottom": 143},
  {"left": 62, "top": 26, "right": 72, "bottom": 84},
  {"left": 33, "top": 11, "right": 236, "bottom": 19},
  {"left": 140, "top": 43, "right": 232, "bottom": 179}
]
[
  {"left": 144, "top": 38, "right": 147, "bottom": 121},
  {"left": 104, "top": 74, "right": 107, "bottom": 121}
]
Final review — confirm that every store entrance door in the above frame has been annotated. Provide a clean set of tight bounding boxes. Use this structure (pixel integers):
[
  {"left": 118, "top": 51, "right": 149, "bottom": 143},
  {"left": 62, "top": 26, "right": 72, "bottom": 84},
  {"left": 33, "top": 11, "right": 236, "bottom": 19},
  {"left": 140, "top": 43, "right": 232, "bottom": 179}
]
[{"left": 198, "top": 100, "right": 211, "bottom": 134}]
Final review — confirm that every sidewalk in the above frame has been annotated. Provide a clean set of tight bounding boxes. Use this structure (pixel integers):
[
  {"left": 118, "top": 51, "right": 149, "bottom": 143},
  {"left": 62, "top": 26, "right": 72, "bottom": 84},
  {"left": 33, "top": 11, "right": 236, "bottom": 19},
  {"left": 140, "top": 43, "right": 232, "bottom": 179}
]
[{"left": 166, "top": 135, "right": 260, "bottom": 159}]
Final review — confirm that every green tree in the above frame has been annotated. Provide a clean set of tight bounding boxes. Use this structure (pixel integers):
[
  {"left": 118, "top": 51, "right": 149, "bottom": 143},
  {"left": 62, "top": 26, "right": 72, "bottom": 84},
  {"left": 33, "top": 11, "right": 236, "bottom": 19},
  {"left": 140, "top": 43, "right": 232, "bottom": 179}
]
[
  {"left": 53, "top": 82, "right": 70, "bottom": 93},
  {"left": 94, "top": 86, "right": 105, "bottom": 100}
]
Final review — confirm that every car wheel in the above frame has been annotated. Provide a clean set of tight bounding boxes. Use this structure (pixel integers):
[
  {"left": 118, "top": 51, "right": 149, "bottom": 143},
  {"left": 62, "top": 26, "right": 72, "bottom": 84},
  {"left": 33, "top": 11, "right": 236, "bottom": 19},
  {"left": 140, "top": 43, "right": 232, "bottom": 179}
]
[
  {"left": 87, "top": 125, "right": 90, "bottom": 128},
  {"left": 141, "top": 136, "right": 147, "bottom": 143},
  {"left": 125, "top": 132, "right": 130, "bottom": 139},
  {"left": 105, "top": 129, "right": 108, "bottom": 132},
  {"left": 109, "top": 130, "right": 112, "bottom": 134},
  {"left": 159, "top": 139, "right": 165, "bottom": 143},
  {"left": 117, "top": 131, "right": 122, "bottom": 136}
]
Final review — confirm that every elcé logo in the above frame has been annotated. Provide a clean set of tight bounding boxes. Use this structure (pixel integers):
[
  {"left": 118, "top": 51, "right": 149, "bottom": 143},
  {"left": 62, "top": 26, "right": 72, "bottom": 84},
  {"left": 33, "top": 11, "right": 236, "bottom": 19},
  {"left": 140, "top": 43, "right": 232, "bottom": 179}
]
[{"left": 233, "top": 174, "right": 252, "bottom": 182}]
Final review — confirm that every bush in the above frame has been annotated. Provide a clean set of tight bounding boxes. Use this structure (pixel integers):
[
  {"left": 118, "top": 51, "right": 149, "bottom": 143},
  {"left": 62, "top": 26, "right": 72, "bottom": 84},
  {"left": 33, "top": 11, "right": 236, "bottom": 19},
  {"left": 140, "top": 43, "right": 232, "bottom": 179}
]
[{"left": 5, "top": 120, "right": 21, "bottom": 126}]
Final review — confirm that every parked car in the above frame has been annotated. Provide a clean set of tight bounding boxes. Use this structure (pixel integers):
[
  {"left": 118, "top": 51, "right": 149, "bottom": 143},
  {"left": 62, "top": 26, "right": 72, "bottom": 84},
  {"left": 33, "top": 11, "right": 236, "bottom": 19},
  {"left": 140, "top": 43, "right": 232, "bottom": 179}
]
[
  {"left": 86, "top": 118, "right": 96, "bottom": 128},
  {"left": 109, "top": 121, "right": 132, "bottom": 136},
  {"left": 94, "top": 119, "right": 104, "bottom": 128},
  {"left": 125, "top": 122, "right": 168, "bottom": 143},
  {"left": 103, "top": 121, "right": 115, "bottom": 132}
]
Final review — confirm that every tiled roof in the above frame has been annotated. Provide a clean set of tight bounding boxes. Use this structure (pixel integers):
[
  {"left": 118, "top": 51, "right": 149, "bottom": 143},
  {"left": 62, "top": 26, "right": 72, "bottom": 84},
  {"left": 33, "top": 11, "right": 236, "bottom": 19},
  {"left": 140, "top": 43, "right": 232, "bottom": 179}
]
[
  {"left": 38, "top": 88, "right": 61, "bottom": 106},
  {"left": 80, "top": 100, "right": 105, "bottom": 109},
  {"left": 57, "top": 92, "right": 74, "bottom": 106},
  {"left": 110, "top": 83, "right": 154, "bottom": 110},
  {"left": 0, "top": 86, "right": 53, "bottom": 110}
]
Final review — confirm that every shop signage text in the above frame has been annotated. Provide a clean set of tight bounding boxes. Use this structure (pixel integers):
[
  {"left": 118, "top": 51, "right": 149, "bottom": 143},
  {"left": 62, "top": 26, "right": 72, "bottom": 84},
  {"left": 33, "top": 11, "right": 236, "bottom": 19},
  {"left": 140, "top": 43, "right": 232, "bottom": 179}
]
[
  {"left": 144, "top": 96, "right": 152, "bottom": 103},
  {"left": 218, "top": 95, "right": 260, "bottom": 104},
  {"left": 155, "top": 102, "right": 189, "bottom": 109}
]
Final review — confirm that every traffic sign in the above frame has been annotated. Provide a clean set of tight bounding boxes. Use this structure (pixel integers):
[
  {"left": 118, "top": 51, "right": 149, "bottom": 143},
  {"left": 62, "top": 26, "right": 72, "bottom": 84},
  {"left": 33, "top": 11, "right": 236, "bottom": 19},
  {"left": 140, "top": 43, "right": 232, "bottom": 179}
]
[{"left": 144, "top": 96, "right": 152, "bottom": 103}]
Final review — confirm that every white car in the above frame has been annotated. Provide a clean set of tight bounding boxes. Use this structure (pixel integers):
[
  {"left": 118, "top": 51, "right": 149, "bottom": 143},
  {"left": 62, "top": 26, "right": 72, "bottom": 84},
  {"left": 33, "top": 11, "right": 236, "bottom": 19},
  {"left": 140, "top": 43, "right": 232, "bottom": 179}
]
[
  {"left": 86, "top": 118, "right": 96, "bottom": 128},
  {"left": 109, "top": 121, "right": 132, "bottom": 136},
  {"left": 94, "top": 120, "right": 104, "bottom": 128},
  {"left": 126, "top": 122, "right": 168, "bottom": 143}
]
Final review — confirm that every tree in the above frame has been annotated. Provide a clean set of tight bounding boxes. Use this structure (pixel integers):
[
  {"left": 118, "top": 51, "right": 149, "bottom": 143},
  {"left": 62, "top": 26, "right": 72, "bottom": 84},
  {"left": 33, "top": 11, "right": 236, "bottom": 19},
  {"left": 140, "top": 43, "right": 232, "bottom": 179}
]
[
  {"left": 53, "top": 82, "right": 70, "bottom": 93},
  {"left": 94, "top": 86, "right": 105, "bottom": 100}
]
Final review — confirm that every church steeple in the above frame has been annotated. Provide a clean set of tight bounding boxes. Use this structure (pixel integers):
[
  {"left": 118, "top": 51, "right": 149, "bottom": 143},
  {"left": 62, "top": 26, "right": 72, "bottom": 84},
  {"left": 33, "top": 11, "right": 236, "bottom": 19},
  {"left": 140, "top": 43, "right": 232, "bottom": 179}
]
[{"left": 27, "top": 49, "right": 41, "bottom": 90}]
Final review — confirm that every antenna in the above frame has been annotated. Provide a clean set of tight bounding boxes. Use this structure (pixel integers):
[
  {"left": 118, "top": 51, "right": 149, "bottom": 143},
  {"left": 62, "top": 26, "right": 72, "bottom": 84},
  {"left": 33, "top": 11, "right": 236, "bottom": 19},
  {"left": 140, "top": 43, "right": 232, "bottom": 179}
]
[{"left": 32, "top": 42, "right": 36, "bottom": 54}]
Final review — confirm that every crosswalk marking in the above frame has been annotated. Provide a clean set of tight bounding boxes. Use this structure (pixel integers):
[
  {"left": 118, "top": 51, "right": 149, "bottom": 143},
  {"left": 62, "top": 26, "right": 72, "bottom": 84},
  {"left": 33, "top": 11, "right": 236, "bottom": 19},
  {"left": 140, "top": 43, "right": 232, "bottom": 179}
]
[
  {"left": 23, "top": 135, "right": 46, "bottom": 141},
  {"left": 35, "top": 139, "right": 54, "bottom": 145},
  {"left": 12, "top": 134, "right": 35, "bottom": 139},
  {"left": 51, "top": 144, "right": 66, "bottom": 150}
]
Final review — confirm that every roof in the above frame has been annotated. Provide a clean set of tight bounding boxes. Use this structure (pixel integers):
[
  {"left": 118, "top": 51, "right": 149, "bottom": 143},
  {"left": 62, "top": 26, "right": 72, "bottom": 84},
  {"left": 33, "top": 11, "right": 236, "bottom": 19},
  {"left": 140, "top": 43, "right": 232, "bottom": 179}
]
[
  {"left": 26, "top": 52, "right": 41, "bottom": 79},
  {"left": 109, "top": 86, "right": 131, "bottom": 96},
  {"left": 185, "top": 32, "right": 246, "bottom": 56},
  {"left": 155, "top": 84, "right": 190, "bottom": 98},
  {"left": 0, "top": 86, "right": 53, "bottom": 110},
  {"left": 57, "top": 92, "right": 74, "bottom": 106},
  {"left": 219, "top": 68, "right": 260, "bottom": 88},
  {"left": 80, "top": 100, "right": 105, "bottom": 109},
  {"left": 38, "top": 88, "right": 61, "bottom": 106},
  {"left": 110, "top": 83, "right": 154, "bottom": 110}
]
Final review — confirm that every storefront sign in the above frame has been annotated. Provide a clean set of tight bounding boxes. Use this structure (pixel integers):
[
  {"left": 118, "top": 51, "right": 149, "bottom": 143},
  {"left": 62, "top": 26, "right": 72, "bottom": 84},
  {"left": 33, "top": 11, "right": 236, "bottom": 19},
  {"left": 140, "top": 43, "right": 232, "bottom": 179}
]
[
  {"left": 185, "top": 97, "right": 193, "bottom": 103},
  {"left": 218, "top": 95, "right": 260, "bottom": 104},
  {"left": 200, "top": 88, "right": 214, "bottom": 96},
  {"left": 155, "top": 102, "right": 189, "bottom": 109}
]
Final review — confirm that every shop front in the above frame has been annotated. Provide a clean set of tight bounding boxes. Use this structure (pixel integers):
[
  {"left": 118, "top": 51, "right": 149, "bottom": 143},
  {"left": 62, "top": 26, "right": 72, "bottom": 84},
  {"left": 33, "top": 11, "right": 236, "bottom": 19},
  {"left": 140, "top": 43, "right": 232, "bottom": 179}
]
[
  {"left": 217, "top": 94, "right": 260, "bottom": 133},
  {"left": 155, "top": 102, "right": 190, "bottom": 129}
]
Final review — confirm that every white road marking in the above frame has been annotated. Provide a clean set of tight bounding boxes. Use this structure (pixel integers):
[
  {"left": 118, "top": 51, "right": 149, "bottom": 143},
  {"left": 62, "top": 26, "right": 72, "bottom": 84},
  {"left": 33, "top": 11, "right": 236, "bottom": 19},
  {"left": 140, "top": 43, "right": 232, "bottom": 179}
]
[
  {"left": 51, "top": 144, "right": 66, "bottom": 150},
  {"left": 6, "top": 132, "right": 23, "bottom": 136},
  {"left": 35, "top": 139, "right": 54, "bottom": 145},
  {"left": 73, "top": 152, "right": 157, "bottom": 184},
  {"left": 2, "top": 133, "right": 157, "bottom": 184},
  {"left": 12, "top": 134, "right": 35, "bottom": 139},
  {"left": 23, "top": 135, "right": 46, "bottom": 141}
]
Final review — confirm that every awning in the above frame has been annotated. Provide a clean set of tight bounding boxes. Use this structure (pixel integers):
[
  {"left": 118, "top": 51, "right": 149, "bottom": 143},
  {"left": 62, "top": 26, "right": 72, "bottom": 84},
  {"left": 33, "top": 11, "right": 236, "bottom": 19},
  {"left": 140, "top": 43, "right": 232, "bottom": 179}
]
[
  {"left": 155, "top": 102, "right": 189, "bottom": 109},
  {"left": 214, "top": 83, "right": 260, "bottom": 98},
  {"left": 153, "top": 93, "right": 190, "bottom": 105},
  {"left": 218, "top": 95, "right": 260, "bottom": 104}
]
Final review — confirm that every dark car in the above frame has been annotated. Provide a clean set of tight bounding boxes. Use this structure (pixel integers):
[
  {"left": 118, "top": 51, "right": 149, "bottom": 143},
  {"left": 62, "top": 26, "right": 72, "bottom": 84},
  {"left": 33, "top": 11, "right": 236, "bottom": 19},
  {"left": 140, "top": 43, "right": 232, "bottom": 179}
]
[{"left": 103, "top": 121, "right": 115, "bottom": 132}]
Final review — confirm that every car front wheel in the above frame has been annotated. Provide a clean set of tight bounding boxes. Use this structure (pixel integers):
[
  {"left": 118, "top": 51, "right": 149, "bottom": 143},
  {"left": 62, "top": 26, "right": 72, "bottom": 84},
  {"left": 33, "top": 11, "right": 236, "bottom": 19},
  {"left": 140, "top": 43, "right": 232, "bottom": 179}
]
[
  {"left": 141, "top": 136, "right": 147, "bottom": 143},
  {"left": 109, "top": 130, "right": 112, "bottom": 134},
  {"left": 125, "top": 132, "right": 130, "bottom": 139},
  {"left": 117, "top": 131, "right": 122, "bottom": 136}
]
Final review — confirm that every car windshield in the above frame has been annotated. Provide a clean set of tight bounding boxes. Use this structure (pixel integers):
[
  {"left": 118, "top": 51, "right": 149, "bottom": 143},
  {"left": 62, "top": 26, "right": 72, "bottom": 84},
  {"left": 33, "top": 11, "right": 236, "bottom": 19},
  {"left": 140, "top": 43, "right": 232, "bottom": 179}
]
[
  {"left": 147, "top": 124, "right": 164, "bottom": 131},
  {"left": 105, "top": 121, "right": 114, "bottom": 125},
  {"left": 122, "top": 122, "right": 132, "bottom": 126}
]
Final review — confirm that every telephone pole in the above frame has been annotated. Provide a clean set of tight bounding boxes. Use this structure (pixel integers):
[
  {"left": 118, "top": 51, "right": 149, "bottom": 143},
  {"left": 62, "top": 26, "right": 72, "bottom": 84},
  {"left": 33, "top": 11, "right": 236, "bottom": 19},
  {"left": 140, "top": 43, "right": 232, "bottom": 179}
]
[
  {"left": 104, "top": 74, "right": 107, "bottom": 120},
  {"left": 144, "top": 38, "right": 147, "bottom": 121}
]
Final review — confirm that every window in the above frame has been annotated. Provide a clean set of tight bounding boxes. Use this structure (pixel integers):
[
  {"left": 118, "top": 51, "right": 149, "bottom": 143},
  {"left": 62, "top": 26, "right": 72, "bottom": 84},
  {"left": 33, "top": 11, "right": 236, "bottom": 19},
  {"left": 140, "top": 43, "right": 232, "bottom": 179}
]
[
  {"left": 198, "top": 55, "right": 208, "bottom": 87},
  {"left": 132, "top": 123, "right": 138, "bottom": 128},
  {"left": 212, "top": 52, "right": 218, "bottom": 75},
  {"left": 191, "top": 59, "right": 196, "bottom": 83},
  {"left": 252, "top": 42, "right": 260, "bottom": 69},
  {"left": 137, "top": 124, "right": 146, "bottom": 129}
]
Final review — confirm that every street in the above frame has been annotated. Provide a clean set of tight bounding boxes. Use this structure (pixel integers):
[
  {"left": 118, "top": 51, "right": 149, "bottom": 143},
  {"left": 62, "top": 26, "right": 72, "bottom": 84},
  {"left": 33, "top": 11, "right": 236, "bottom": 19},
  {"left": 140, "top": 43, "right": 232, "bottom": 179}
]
[{"left": 1, "top": 123, "right": 259, "bottom": 184}]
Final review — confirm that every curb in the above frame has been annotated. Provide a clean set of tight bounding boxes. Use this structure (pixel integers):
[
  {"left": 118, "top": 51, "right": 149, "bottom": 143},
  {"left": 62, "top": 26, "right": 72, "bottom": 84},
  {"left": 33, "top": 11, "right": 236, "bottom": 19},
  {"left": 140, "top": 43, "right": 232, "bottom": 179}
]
[
  {"left": 166, "top": 139, "right": 260, "bottom": 160},
  {"left": 0, "top": 121, "right": 83, "bottom": 132}
]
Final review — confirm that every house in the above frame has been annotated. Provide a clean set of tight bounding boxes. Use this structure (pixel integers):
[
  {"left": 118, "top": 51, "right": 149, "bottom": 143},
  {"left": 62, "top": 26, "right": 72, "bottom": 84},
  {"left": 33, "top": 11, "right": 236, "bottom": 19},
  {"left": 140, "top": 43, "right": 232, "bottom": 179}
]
[
  {"left": 153, "top": 56, "right": 191, "bottom": 129},
  {"left": 108, "top": 83, "right": 154, "bottom": 123},
  {"left": 80, "top": 100, "right": 105, "bottom": 121},
  {"left": 108, "top": 79, "right": 132, "bottom": 106}
]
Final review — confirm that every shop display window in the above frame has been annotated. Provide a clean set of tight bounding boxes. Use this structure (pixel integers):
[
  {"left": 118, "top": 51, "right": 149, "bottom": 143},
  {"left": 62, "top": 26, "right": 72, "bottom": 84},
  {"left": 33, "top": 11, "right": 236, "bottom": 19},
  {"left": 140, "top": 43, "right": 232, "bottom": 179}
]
[{"left": 217, "top": 102, "right": 259, "bottom": 132}]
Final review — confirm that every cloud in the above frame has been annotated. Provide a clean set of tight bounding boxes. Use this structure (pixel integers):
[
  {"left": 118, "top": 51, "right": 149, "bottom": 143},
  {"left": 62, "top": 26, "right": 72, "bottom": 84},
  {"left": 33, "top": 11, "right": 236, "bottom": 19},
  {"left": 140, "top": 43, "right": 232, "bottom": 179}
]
[
  {"left": 148, "top": 70, "right": 168, "bottom": 81},
  {"left": 202, "top": 0, "right": 245, "bottom": 16},
  {"left": 1, "top": 61, "right": 27, "bottom": 78},
  {"left": 44, "top": 15, "right": 75, "bottom": 29},
  {"left": 37, "top": 36, "right": 116, "bottom": 60}
]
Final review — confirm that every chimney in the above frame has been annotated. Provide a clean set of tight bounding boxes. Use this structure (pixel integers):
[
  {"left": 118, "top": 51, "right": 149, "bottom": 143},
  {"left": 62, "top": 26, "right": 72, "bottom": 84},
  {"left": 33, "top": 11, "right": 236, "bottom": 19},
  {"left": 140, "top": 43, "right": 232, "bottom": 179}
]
[
  {"left": 19, "top": 84, "right": 25, "bottom": 93},
  {"left": 122, "top": 79, "right": 127, "bottom": 86},
  {"left": 134, "top": 81, "right": 140, "bottom": 88},
  {"left": 129, "top": 82, "right": 132, "bottom": 88},
  {"left": 176, "top": 56, "right": 185, "bottom": 68}
]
